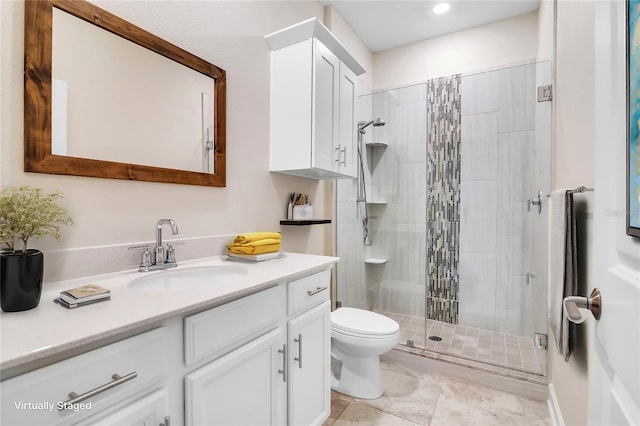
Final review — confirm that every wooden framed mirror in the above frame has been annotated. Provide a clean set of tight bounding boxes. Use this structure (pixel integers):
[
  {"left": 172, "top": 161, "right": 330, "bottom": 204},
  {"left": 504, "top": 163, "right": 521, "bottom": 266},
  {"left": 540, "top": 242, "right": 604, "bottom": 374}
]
[{"left": 24, "top": 0, "right": 227, "bottom": 187}]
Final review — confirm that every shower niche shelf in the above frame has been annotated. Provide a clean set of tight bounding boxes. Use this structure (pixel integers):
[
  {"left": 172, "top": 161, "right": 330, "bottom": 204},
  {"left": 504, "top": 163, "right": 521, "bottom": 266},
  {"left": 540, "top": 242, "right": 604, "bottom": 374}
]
[
  {"left": 365, "top": 257, "right": 387, "bottom": 265},
  {"left": 365, "top": 141, "right": 388, "bottom": 148}
]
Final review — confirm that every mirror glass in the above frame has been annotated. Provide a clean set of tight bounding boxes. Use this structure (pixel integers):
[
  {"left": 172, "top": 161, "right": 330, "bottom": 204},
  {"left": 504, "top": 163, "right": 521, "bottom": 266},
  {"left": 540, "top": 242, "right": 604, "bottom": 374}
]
[{"left": 25, "top": 0, "right": 226, "bottom": 186}]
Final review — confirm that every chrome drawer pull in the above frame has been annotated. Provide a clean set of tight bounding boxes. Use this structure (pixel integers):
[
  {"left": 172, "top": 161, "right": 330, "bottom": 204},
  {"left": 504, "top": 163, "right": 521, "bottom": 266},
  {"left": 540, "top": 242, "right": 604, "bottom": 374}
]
[
  {"left": 307, "top": 286, "right": 328, "bottom": 296},
  {"left": 59, "top": 371, "right": 137, "bottom": 409}
]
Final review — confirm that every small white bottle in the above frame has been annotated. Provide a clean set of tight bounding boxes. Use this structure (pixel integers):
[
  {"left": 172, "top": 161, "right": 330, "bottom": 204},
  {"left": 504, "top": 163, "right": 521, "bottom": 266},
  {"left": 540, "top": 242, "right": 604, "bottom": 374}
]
[{"left": 287, "top": 201, "right": 294, "bottom": 220}]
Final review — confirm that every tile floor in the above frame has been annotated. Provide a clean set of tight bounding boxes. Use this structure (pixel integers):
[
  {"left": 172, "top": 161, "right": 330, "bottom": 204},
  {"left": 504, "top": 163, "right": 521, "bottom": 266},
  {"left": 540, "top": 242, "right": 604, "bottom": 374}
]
[
  {"left": 380, "top": 312, "right": 544, "bottom": 375},
  {"left": 324, "top": 357, "right": 551, "bottom": 425}
]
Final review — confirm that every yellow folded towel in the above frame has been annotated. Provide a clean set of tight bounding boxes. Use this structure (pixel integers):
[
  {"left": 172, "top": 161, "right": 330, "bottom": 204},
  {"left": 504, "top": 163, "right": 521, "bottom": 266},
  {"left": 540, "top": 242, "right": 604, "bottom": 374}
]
[
  {"left": 233, "top": 232, "right": 282, "bottom": 244},
  {"left": 227, "top": 239, "right": 281, "bottom": 255},
  {"left": 228, "top": 244, "right": 281, "bottom": 255}
]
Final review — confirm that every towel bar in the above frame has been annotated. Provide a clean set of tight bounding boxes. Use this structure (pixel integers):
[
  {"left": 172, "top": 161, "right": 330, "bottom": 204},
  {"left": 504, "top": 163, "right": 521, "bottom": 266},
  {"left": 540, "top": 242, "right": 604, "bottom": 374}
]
[
  {"left": 563, "top": 288, "right": 602, "bottom": 323},
  {"left": 546, "top": 186, "right": 594, "bottom": 197}
]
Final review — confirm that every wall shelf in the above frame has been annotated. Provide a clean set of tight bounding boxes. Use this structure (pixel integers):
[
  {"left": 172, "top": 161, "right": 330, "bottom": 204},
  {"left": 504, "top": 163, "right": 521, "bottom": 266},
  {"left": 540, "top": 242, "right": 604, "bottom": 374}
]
[
  {"left": 365, "top": 258, "right": 388, "bottom": 264},
  {"left": 280, "top": 219, "right": 332, "bottom": 226},
  {"left": 366, "top": 141, "right": 388, "bottom": 148}
]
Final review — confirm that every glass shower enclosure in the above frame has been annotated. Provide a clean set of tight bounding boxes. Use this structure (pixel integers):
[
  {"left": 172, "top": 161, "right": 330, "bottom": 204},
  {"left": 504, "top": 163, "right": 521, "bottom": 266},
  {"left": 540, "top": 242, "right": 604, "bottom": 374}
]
[{"left": 334, "top": 61, "right": 552, "bottom": 376}]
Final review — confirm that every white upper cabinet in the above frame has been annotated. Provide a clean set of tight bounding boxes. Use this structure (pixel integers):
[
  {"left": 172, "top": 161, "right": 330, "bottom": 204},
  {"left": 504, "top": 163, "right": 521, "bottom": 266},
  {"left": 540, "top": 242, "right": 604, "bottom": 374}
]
[{"left": 266, "top": 18, "right": 365, "bottom": 180}]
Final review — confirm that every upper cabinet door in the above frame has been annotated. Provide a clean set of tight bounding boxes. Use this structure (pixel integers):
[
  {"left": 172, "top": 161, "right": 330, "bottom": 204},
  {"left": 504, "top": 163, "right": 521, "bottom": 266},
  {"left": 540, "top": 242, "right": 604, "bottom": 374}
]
[
  {"left": 266, "top": 18, "right": 366, "bottom": 180},
  {"left": 338, "top": 64, "right": 358, "bottom": 178},
  {"left": 312, "top": 39, "right": 340, "bottom": 174}
]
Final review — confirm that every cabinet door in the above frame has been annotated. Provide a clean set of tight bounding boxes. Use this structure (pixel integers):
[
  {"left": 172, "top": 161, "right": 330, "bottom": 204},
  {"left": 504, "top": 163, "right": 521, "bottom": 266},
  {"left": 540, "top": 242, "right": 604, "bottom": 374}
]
[
  {"left": 86, "top": 389, "right": 169, "bottom": 426},
  {"left": 288, "top": 300, "right": 330, "bottom": 426},
  {"left": 338, "top": 64, "right": 358, "bottom": 178},
  {"left": 312, "top": 39, "right": 339, "bottom": 173},
  {"left": 185, "top": 328, "right": 286, "bottom": 426}
]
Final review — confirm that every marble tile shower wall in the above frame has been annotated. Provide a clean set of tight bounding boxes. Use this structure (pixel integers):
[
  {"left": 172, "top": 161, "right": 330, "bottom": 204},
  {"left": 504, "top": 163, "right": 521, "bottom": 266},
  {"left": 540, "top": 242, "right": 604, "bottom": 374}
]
[
  {"left": 367, "top": 86, "right": 428, "bottom": 317},
  {"left": 334, "top": 94, "right": 372, "bottom": 309},
  {"left": 458, "top": 64, "right": 539, "bottom": 337}
]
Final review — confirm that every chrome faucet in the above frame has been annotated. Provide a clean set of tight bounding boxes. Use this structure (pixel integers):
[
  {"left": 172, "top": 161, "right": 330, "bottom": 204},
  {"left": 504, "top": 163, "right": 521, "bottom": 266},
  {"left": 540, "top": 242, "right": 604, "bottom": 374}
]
[
  {"left": 132, "top": 219, "right": 179, "bottom": 272},
  {"left": 155, "top": 218, "right": 178, "bottom": 266}
]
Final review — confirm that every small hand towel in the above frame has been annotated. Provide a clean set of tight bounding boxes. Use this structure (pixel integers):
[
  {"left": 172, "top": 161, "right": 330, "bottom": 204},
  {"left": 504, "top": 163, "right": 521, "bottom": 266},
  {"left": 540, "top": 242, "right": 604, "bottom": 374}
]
[
  {"left": 549, "top": 189, "right": 578, "bottom": 362},
  {"left": 233, "top": 232, "right": 282, "bottom": 244}
]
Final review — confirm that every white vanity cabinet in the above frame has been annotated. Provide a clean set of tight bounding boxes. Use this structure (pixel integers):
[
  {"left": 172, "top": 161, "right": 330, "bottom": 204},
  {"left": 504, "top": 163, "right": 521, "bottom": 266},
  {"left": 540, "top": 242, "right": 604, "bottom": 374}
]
[
  {"left": 286, "top": 270, "right": 331, "bottom": 426},
  {"left": 185, "top": 328, "right": 286, "bottom": 426},
  {"left": 183, "top": 268, "right": 332, "bottom": 426},
  {"left": 0, "top": 328, "right": 168, "bottom": 426},
  {"left": 183, "top": 284, "right": 287, "bottom": 426},
  {"left": 267, "top": 18, "right": 364, "bottom": 180},
  {"left": 0, "top": 258, "right": 336, "bottom": 426}
]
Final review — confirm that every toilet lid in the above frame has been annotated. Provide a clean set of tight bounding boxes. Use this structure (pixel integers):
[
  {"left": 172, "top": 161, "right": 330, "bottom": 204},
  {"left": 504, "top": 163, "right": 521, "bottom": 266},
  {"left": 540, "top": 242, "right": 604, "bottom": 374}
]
[{"left": 331, "top": 308, "right": 399, "bottom": 337}]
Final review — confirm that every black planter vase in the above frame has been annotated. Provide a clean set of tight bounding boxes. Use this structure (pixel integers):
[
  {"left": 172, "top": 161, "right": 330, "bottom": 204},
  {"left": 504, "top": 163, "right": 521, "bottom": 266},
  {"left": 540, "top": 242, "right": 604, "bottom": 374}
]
[{"left": 1, "top": 249, "right": 44, "bottom": 312}]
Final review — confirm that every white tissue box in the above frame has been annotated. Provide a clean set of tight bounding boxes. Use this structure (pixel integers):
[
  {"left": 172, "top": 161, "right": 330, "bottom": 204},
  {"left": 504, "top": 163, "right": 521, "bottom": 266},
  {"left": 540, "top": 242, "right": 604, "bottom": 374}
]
[{"left": 293, "top": 204, "right": 313, "bottom": 220}]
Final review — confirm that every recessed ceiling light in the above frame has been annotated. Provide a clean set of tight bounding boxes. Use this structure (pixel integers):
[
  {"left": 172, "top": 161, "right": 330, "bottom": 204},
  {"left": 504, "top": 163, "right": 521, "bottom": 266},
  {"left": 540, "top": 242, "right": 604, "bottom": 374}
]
[{"left": 433, "top": 2, "right": 450, "bottom": 14}]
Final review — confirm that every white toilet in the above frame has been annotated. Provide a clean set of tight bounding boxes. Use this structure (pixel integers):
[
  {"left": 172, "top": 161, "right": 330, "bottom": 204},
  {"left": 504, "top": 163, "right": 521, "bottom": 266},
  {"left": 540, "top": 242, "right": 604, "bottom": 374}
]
[{"left": 330, "top": 307, "right": 400, "bottom": 399}]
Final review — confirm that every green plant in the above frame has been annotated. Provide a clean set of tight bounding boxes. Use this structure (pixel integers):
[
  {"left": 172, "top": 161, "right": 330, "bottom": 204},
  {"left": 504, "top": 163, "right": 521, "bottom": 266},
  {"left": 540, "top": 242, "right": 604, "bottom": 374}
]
[{"left": 0, "top": 186, "right": 73, "bottom": 254}]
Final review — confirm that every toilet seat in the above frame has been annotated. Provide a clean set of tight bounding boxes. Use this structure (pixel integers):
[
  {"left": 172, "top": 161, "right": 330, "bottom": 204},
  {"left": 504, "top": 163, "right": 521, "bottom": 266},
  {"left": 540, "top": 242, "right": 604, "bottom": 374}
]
[{"left": 331, "top": 307, "right": 399, "bottom": 338}]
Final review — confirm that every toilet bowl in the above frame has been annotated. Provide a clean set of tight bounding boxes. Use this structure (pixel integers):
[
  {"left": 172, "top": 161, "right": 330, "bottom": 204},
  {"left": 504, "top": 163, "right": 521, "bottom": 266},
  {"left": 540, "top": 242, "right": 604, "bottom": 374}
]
[{"left": 330, "top": 307, "right": 400, "bottom": 399}]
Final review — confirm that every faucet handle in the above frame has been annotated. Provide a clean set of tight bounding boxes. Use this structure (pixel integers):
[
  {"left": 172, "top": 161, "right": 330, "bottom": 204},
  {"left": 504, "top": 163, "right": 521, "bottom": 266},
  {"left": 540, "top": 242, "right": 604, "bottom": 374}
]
[
  {"left": 166, "top": 243, "right": 176, "bottom": 264},
  {"left": 128, "top": 245, "right": 152, "bottom": 271}
]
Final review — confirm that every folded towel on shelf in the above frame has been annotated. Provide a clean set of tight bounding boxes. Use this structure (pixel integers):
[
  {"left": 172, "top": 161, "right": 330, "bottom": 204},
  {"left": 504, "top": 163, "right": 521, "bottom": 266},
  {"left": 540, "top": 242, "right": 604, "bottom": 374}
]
[
  {"left": 232, "top": 232, "right": 282, "bottom": 245},
  {"left": 549, "top": 189, "right": 578, "bottom": 362},
  {"left": 227, "top": 232, "right": 282, "bottom": 255}
]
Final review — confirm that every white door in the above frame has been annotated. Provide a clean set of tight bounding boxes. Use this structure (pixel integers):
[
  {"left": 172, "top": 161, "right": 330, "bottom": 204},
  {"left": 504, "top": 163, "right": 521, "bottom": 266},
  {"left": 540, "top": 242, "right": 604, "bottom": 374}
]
[
  {"left": 590, "top": 2, "right": 640, "bottom": 424},
  {"left": 338, "top": 63, "right": 358, "bottom": 178},
  {"left": 184, "top": 328, "right": 286, "bottom": 426},
  {"left": 288, "top": 301, "right": 331, "bottom": 426}
]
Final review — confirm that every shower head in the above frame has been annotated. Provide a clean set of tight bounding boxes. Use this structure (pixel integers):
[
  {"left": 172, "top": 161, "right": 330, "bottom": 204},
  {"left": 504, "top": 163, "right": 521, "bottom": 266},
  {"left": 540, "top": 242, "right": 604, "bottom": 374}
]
[{"left": 358, "top": 118, "right": 385, "bottom": 134}]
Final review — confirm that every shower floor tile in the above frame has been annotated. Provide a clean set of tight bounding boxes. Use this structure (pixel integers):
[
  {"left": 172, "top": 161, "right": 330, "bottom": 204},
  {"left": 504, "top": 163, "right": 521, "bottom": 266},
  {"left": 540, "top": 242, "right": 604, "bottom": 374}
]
[{"left": 380, "top": 311, "right": 544, "bottom": 375}]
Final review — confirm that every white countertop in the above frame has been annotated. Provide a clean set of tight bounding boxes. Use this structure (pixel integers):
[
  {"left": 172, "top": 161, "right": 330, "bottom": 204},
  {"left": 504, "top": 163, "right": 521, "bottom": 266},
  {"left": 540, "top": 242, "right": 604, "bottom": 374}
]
[{"left": 0, "top": 252, "right": 338, "bottom": 372}]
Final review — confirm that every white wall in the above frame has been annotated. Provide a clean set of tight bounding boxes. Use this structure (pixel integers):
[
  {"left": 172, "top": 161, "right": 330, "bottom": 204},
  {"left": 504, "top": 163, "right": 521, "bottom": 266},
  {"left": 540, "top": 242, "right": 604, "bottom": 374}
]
[
  {"left": 1, "top": 1, "right": 338, "bottom": 278},
  {"left": 324, "top": 6, "right": 374, "bottom": 92},
  {"left": 372, "top": 11, "right": 539, "bottom": 91}
]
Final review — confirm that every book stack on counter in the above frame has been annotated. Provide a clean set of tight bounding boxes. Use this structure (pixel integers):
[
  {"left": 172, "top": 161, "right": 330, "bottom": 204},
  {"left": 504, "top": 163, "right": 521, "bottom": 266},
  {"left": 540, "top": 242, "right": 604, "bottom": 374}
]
[{"left": 55, "top": 284, "right": 111, "bottom": 309}]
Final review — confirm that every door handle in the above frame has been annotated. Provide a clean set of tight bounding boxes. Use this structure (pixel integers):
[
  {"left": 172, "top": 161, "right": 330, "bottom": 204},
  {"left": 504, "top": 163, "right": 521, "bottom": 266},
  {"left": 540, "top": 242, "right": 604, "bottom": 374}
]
[
  {"left": 563, "top": 288, "right": 602, "bottom": 323},
  {"left": 278, "top": 344, "right": 287, "bottom": 382},
  {"left": 294, "top": 334, "right": 303, "bottom": 368}
]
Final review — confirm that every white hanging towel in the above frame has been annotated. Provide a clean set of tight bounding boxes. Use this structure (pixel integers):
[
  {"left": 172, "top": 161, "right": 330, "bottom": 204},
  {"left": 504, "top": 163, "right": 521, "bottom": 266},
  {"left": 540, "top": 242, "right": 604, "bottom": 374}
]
[{"left": 549, "top": 189, "right": 578, "bottom": 362}]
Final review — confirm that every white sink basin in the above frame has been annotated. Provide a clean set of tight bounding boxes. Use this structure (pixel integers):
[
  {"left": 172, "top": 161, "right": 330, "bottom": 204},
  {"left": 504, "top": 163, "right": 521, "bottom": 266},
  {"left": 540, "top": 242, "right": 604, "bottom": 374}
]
[{"left": 128, "top": 265, "right": 248, "bottom": 292}]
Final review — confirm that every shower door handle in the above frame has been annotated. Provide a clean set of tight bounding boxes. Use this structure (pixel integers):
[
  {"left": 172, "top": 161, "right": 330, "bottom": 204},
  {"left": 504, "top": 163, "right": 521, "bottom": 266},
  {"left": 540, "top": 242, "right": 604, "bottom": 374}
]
[{"left": 527, "top": 190, "right": 543, "bottom": 214}]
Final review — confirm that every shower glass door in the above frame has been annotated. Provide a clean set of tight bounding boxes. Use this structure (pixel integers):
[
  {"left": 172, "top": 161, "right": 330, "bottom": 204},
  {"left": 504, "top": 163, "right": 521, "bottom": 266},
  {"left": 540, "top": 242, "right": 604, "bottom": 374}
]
[{"left": 334, "top": 61, "right": 551, "bottom": 377}]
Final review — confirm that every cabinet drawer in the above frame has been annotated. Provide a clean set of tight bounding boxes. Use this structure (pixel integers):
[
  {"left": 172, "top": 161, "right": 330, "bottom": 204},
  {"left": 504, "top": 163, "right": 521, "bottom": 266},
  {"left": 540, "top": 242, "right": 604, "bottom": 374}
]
[
  {"left": 1, "top": 328, "right": 165, "bottom": 426},
  {"left": 184, "top": 285, "right": 284, "bottom": 366},
  {"left": 288, "top": 269, "right": 330, "bottom": 316}
]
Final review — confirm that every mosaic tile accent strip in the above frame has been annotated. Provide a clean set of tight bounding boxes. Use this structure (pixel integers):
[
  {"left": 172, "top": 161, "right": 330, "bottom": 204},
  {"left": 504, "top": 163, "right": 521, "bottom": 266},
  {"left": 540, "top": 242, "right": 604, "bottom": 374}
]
[{"left": 426, "top": 75, "right": 461, "bottom": 324}]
